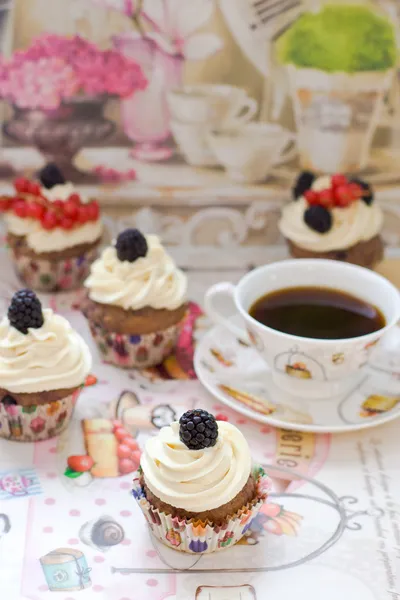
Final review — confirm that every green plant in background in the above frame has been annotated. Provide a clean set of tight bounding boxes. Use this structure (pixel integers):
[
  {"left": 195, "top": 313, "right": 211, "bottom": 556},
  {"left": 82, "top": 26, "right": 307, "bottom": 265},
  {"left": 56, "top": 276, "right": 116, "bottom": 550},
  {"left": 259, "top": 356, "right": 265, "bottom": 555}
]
[{"left": 278, "top": 4, "right": 397, "bottom": 72}]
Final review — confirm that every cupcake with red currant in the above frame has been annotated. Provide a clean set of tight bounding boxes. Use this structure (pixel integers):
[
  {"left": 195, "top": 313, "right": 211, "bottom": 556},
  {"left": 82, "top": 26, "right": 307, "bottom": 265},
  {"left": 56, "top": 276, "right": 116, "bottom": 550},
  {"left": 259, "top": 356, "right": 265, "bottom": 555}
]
[
  {"left": 279, "top": 172, "right": 384, "bottom": 269},
  {"left": 0, "top": 289, "right": 91, "bottom": 442},
  {"left": 83, "top": 228, "right": 188, "bottom": 368},
  {"left": 133, "top": 409, "right": 270, "bottom": 553},
  {"left": 2, "top": 164, "right": 103, "bottom": 292}
]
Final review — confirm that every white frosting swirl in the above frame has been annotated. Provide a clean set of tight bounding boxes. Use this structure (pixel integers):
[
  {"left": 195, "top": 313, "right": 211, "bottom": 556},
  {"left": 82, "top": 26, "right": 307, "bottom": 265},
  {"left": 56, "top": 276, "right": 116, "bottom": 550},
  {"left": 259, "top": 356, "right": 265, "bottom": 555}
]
[
  {"left": 4, "top": 213, "right": 103, "bottom": 253},
  {"left": 0, "top": 308, "right": 92, "bottom": 393},
  {"left": 279, "top": 177, "right": 383, "bottom": 252},
  {"left": 41, "top": 182, "right": 89, "bottom": 204},
  {"left": 85, "top": 235, "right": 187, "bottom": 311},
  {"left": 140, "top": 421, "right": 252, "bottom": 512}
]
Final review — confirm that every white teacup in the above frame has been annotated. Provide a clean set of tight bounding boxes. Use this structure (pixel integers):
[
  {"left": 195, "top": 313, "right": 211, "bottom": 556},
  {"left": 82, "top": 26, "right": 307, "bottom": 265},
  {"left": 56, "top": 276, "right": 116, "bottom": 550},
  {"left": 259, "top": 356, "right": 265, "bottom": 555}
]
[
  {"left": 170, "top": 119, "right": 218, "bottom": 167},
  {"left": 207, "top": 123, "right": 295, "bottom": 183},
  {"left": 205, "top": 260, "right": 400, "bottom": 399},
  {"left": 167, "top": 84, "right": 257, "bottom": 127}
]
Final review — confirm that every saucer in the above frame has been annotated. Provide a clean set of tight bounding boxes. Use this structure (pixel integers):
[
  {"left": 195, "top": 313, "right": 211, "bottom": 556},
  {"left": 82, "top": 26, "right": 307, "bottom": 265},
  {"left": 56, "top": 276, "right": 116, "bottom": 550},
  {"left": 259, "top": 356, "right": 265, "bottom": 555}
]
[{"left": 194, "top": 320, "right": 400, "bottom": 433}]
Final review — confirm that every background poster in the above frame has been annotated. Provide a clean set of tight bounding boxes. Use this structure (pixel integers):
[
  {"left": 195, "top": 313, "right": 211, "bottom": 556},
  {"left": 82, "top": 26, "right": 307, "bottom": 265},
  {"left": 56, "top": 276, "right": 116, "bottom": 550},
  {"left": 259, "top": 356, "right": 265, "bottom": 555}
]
[{"left": 0, "top": 0, "right": 400, "bottom": 265}]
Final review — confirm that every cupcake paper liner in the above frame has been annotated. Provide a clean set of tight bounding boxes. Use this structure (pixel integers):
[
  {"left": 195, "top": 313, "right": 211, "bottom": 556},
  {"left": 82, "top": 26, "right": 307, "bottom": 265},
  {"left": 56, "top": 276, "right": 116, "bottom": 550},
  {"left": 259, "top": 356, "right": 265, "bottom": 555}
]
[
  {"left": 10, "top": 246, "right": 99, "bottom": 292},
  {"left": 88, "top": 319, "right": 182, "bottom": 369},
  {"left": 132, "top": 466, "right": 271, "bottom": 554},
  {"left": 0, "top": 388, "right": 81, "bottom": 442}
]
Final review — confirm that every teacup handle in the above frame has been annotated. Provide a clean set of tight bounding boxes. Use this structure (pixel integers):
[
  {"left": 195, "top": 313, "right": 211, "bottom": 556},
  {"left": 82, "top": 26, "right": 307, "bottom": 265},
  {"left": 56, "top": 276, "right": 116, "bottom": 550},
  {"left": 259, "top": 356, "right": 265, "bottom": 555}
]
[
  {"left": 204, "top": 282, "right": 249, "bottom": 340},
  {"left": 226, "top": 97, "right": 258, "bottom": 127}
]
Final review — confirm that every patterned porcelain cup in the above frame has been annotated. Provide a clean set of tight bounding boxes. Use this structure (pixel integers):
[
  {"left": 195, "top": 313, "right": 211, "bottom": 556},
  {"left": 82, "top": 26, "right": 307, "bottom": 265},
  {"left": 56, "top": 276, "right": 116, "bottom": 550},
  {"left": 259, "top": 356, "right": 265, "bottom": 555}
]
[{"left": 205, "top": 260, "right": 400, "bottom": 399}]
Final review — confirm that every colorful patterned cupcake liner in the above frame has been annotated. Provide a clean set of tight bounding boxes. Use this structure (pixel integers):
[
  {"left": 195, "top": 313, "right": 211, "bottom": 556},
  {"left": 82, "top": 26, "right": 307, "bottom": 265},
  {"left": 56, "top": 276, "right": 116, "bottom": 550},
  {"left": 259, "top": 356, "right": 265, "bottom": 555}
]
[
  {"left": 0, "top": 388, "right": 81, "bottom": 442},
  {"left": 132, "top": 466, "right": 271, "bottom": 554},
  {"left": 10, "top": 246, "right": 99, "bottom": 292},
  {"left": 88, "top": 319, "right": 182, "bottom": 369}
]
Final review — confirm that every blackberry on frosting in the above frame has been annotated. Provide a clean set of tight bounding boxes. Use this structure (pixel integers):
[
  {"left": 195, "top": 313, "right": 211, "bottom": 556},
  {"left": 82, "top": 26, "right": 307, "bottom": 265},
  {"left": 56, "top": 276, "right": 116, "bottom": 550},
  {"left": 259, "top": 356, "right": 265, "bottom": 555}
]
[
  {"left": 304, "top": 205, "right": 332, "bottom": 233},
  {"left": 293, "top": 170, "right": 315, "bottom": 199},
  {"left": 116, "top": 228, "right": 148, "bottom": 263},
  {"left": 8, "top": 289, "right": 44, "bottom": 334},
  {"left": 179, "top": 409, "right": 218, "bottom": 449},
  {"left": 38, "top": 163, "right": 66, "bottom": 189},
  {"left": 349, "top": 177, "right": 374, "bottom": 205}
]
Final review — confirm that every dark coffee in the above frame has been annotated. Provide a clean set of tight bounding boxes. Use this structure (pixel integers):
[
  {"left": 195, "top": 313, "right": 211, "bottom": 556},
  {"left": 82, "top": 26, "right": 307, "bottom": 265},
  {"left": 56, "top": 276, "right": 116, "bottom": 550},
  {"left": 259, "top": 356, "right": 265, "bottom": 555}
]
[{"left": 249, "top": 286, "right": 385, "bottom": 340}]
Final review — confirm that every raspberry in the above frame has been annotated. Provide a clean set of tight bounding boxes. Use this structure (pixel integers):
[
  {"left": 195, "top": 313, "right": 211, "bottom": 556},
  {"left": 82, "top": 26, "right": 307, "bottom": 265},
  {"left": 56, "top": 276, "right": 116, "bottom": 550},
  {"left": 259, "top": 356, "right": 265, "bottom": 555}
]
[
  {"left": 61, "top": 217, "right": 74, "bottom": 230},
  {"left": 38, "top": 163, "right": 66, "bottom": 189},
  {"left": 179, "top": 409, "right": 218, "bottom": 450},
  {"left": 13, "top": 200, "right": 27, "bottom": 218},
  {"left": 41, "top": 210, "right": 58, "bottom": 230},
  {"left": 334, "top": 185, "right": 353, "bottom": 207},
  {"left": 349, "top": 177, "right": 373, "bottom": 205},
  {"left": 304, "top": 190, "right": 320, "bottom": 205},
  {"left": 8, "top": 289, "right": 44, "bottom": 334},
  {"left": 318, "top": 189, "right": 335, "bottom": 208},
  {"left": 26, "top": 202, "right": 45, "bottom": 220},
  {"left": 293, "top": 171, "right": 315, "bottom": 199},
  {"left": 331, "top": 174, "right": 348, "bottom": 188},
  {"left": 86, "top": 201, "right": 100, "bottom": 221},
  {"left": 63, "top": 199, "right": 79, "bottom": 218},
  {"left": 304, "top": 205, "right": 332, "bottom": 233},
  {"left": 116, "top": 229, "right": 148, "bottom": 262}
]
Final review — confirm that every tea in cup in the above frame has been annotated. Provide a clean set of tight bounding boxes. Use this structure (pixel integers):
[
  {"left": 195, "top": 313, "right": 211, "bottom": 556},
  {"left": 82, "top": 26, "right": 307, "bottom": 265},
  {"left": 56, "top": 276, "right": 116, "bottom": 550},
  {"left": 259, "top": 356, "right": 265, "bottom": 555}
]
[{"left": 205, "top": 260, "right": 400, "bottom": 398}]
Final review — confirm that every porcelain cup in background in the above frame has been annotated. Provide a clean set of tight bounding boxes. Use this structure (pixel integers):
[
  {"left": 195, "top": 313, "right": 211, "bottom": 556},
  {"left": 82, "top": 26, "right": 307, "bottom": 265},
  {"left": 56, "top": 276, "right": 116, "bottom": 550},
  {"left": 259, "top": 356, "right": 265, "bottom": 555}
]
[
  {"left": 207, "top": 123, "right": 296, "bottom": 183},
  {"left": 170, "top": 119, "right": 218, "bottom": 167},
  {"left": 167, "top": 84, "right": 258, "bottom": 127},
  {"left": 205, "top": 260, "right": 400, "bottom": 399}
]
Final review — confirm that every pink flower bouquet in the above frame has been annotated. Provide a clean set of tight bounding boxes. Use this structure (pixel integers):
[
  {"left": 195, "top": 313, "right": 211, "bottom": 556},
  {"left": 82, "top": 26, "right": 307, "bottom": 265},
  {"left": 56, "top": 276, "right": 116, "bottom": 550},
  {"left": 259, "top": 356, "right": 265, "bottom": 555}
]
[{"left": 0, "top": 34, "right": 147, "bottom": 110}]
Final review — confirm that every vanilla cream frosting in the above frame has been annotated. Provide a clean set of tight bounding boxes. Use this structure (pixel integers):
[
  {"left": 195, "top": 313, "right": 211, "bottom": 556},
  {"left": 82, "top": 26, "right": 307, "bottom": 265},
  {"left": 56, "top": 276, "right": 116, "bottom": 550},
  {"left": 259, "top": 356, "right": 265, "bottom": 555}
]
[
  {"left": 4, "top": 213, "right": 103, "bottom": 253},
  {"left": 141, "top": 421, "right": 252, "bottom": 512},
  {"left": 85, "top": 235, "right": 187, "bottom": 311},
  {"left": 41, "top": 182, "right": 89, "bottom": 204},
  {"left": 279, "top": 177, "right": 383, "bottom": 252},
  {"left": 0, "top": 308, "right": 92, "bottom": 393}
]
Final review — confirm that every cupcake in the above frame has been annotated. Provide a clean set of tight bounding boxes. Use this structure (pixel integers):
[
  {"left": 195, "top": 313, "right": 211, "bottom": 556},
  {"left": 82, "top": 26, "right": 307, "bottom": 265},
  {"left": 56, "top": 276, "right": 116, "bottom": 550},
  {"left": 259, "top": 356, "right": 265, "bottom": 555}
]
[
  {"left": 83, "top": 228, "right": 188, "bottom": 368},
  {"left": 279, "top": 172, "right": 384, "bottom": 269},
  {"left": 2, "top": 164, "right": 103, "bottom": 292},
  {"left": 132, "top": 409, "right": 270, "bottom": 554},
  {"left": 0, "top": 289, "right": 91, "bottom": 441}
]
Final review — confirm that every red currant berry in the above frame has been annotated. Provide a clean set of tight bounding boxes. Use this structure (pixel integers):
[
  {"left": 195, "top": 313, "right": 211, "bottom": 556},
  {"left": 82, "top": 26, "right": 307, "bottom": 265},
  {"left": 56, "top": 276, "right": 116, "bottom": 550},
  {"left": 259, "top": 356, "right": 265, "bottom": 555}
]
[
  {"left": 28, "top": 182, "right": 41, "bottom": 196},
  {"left": 63, "top": 199, "right": 79, "bottom": 219},
  {"left": 53, "top": 200, "right": 64, "bottom": 211},
  {"left": 13, "top": 200, "right": 27, "bottom": 218},
  {"left": 304, "top": 190, "right": 320, "bottom": 205},
  {"left": 318, "top": 189, "right": 335, "bottom": 208},
  {"left": 61, "top": 217, "right": 74, "bottom": 230},
  {"left": 41, "top": 210, "right": 58, "bottom": 230},
  {"left": 86, "top": 201, "right": 100, "bottom": 221},
  {"left": 215, "top": 413, "right": 229, "bottom": 422},
  {"left": 0, "top": 198, "right": 11, "bottom": 212},
  {"left": 27, "top": 202, "right": 45, "bottom": 220},
  {"left": 331, "top": 174, "right": 347, "bottom": 188},
  {"left": 68, "top": 193, "right": 81, "bottom": 205},
  {"left": 77, "top": 205, "right": 90, "bottom": 224},
  {"left": 14, "top": 177, "right": 29, "bottom": 194}
]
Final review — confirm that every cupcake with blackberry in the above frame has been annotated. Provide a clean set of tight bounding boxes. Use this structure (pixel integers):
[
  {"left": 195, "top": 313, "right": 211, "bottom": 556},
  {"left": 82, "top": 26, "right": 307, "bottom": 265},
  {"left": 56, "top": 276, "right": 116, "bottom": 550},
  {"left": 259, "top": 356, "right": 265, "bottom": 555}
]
[
  {"left": 1, "top": 164, "right": 103, "bottom": 292},
  {"left": 83, "top": 228, "right": 188, "bottom": 368},
  {"left": 0, "top": 289, "right": 91, "bottom": 441},
  {"left": 133, "top": 409, "right": 270, "bottom": 553},
  {"left": 279, "top": 172, "right": 384, "bottom": 269}
]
